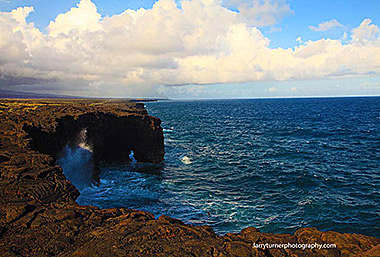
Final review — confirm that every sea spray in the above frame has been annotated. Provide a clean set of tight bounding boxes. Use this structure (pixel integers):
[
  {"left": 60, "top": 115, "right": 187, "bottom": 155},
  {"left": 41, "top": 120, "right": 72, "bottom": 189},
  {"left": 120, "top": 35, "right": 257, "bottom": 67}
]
[
  {"left": 129, "top": 150, "right": 137, "bottom": 163},
  {"left": 57, "top": 128, "right": 95, "bottom": 191}
]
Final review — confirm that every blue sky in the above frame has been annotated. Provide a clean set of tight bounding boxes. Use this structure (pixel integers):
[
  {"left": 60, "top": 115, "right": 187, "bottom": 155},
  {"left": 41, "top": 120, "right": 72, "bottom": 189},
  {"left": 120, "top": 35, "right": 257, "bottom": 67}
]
[{"left": 0, "top": 0, "right": 379, "bottom": 98}]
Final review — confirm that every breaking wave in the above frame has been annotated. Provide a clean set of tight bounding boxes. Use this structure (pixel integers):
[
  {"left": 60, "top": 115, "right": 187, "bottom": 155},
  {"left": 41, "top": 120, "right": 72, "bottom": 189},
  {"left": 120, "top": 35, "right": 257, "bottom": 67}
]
[{"left": 57, "top": 128, "right": 95, "bottom": 191}]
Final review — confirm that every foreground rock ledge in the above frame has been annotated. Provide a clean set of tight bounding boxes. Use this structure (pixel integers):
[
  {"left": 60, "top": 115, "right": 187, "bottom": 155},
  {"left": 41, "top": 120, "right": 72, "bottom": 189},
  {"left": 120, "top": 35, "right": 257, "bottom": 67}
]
[{"left": 0, "top": 99, "right": 378, "bottom": 257}]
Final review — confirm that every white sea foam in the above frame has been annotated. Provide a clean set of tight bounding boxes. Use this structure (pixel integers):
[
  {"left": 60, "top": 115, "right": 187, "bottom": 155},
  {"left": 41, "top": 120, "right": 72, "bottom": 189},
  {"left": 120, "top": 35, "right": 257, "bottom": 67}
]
[
  {"left": 163, "top": 127, "right": 174, "bottom": 132},
  {"left": 78, "top": 128, "right": 93, "bottom": 152},
  {"left": 181, "top": 156, "right": 192, "bottom": 164},
  {"left": 264, "top": 214, "right": 279, "bottom": 223},
  {"left": 298, "top": 199, "right": 312, "bottom": 206}
]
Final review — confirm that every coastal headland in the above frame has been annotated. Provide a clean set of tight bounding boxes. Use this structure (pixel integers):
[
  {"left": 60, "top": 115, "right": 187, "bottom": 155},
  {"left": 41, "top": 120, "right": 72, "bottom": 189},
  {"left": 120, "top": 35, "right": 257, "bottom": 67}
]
[{"left": 0, "top": 99, "right": 378, "bottom": 256}]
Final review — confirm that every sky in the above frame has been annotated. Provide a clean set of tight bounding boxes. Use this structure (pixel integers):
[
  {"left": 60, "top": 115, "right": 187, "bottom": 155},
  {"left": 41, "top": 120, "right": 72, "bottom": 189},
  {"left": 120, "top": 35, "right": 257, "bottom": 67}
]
[{"left": 0, "top": 0, "right": 379, "bottom": 99}]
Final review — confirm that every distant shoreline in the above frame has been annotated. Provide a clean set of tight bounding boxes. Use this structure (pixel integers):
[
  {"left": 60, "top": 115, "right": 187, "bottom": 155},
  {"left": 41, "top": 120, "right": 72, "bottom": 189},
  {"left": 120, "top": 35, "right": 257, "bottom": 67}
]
[{"left": 1, "top": 89, "right": 379, "bottom": 101}]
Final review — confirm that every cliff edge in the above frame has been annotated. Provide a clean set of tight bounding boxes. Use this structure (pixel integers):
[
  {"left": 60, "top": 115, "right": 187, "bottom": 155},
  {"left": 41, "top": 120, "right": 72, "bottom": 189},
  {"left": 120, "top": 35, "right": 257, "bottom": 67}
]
[{"left": 0, "top": 99, "right": 378, "bottom": 257}]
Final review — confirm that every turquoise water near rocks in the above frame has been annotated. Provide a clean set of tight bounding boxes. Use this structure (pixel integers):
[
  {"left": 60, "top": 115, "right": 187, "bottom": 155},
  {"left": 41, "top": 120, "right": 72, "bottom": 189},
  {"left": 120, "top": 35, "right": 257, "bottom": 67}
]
[{"left": 77, "top": 97, "right": 380, "bottom": 237}]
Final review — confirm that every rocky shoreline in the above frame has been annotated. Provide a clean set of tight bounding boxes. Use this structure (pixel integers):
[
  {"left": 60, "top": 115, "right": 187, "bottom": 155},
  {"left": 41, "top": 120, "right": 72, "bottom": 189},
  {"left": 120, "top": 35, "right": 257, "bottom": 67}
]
[{"left": 0, "top": 99, "right": 379, "bottom": 256}]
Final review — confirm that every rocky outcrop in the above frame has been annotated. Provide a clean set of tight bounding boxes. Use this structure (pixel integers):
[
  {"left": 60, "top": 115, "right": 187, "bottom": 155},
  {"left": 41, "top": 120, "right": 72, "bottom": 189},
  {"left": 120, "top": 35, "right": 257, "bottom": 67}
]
[{"left": 0, "top": 99, "right": 379, "bottom": 257}]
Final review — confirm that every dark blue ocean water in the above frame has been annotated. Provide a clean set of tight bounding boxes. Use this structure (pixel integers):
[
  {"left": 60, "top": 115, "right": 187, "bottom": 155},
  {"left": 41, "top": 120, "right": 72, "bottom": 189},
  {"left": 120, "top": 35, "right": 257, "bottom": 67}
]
[{"left": 77, "top": 97, "right": 380, "bottom": 237}]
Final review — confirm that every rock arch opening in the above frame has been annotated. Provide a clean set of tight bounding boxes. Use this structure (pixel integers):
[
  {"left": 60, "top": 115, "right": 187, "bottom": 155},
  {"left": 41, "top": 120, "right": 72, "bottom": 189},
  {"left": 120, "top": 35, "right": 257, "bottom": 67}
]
[{"left": 23, "top": 112, "right": 164, "bottom": 189}]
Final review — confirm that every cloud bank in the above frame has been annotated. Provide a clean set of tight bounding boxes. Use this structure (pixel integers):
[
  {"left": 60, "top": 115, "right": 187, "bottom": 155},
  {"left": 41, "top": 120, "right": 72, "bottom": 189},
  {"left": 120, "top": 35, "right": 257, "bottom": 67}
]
[
  {"left": 0, "top": 0, "right": 379, "bottom": 97},
  {"left": 309, "top": 19, "right": 344, "bottom": 32}
]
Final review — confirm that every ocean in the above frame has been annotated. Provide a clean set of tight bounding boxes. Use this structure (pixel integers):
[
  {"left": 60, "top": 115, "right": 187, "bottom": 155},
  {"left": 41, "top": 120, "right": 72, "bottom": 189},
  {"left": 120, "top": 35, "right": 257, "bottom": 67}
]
[{"left": 76, "top": 97, "right": 380, "bottom": 237}]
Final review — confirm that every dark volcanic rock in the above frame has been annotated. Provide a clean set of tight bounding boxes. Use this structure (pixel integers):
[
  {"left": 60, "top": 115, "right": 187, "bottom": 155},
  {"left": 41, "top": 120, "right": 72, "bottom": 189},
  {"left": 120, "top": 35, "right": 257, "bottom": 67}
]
[{"left": 0, "top": 99, "right": 378, "bottom": 257}]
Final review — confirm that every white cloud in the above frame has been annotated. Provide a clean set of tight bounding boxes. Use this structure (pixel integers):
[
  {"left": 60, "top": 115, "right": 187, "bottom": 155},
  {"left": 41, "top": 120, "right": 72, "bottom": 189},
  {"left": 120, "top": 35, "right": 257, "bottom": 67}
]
[
  {"left": 156, "top": 84, "right": 205, "bottom": 97},
  {"left": 0, "top": 0, "right": 380, "bottom": 97},
  {"left": 351, "top": 18, "right": 380, "bottom": 45},
  {"left": 268, "top": 86, "right": 277, "bottom": 92},
  {"left": 309, "top": 19, "right": 344, "bottom": 32},
  {"left": 360, "top": 82, "right": 380, "bottom": 90},
  {"left": 342, "top": 31, "right": 348, "bottom": 40},
  {"left": 48, "top": 0, "right": 102, "bottom": 37},
  {"left": 224, "top": 0, "right": 292, "bottom": 27}
]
